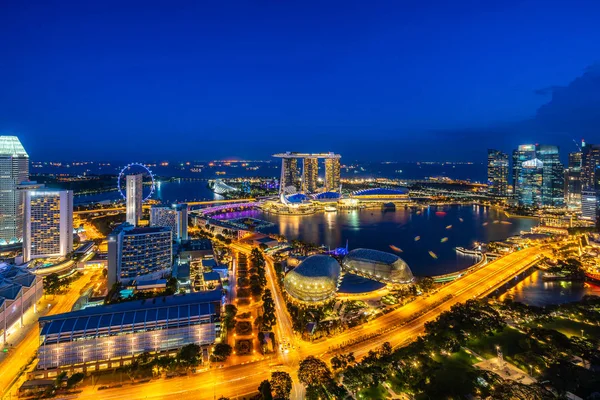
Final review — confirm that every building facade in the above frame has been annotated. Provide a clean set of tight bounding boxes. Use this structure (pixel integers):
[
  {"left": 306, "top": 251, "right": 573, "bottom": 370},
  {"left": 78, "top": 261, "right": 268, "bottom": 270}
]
[
  {"left": 274, "top": 152, "right": 341, "bottom": 200},
  {"left": 107, "top": 224, "right": 172, "bottom": 286},
  {"left": 582, "top": 190, "right": 599, "bottom": 221},
  {"left": 150, "top": 203, "right": 188, "bottom": 242},
  {"left": 512, "top": 144, "right": 536, "bottom": 200},
  {"left": 0, "top": 265, "right": 43, "bottom": 344},
  {"left": 126, "top": 174, "right": 143, "bottom": 226},
  {"left": 581, "top": 142, "right": 600, "bottom": 190},
  {"left": 324, "top": 157, "right": 341, "bottom": 192},
  {"left": 513, "top": 144, "right": 564, "bottom": 207},
  {"left": 23, "top": 190, "right": 73, "bottom": 262},
  {"left": 0, "top": 136, "right": 29, "bottom": 244},
  {"left": 565, "top": 151, "right": 582, "bottom": 207},
  {"left": 537, "top": 145, "right": 564, "bottom": 207},
  {"left": 280, "top": 157, "right": 300, "bottom": 195},
  {"left": 487, "top": 149, "right": 509, "bottom": 197},
  {"left": 302, "top": 158, "right": 318, "bottom": 193},
  {"left": 36, "top": 290, "right": 221, "bottom": 374}
]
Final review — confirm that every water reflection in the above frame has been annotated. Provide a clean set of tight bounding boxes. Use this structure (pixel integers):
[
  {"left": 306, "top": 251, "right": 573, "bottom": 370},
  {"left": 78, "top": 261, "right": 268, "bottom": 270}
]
[
  {"left": 498, "top": 270, "right": 600, "bottom": 306},
  {"left": 227, "top": 205, "right": 537, "bottom": 277}
]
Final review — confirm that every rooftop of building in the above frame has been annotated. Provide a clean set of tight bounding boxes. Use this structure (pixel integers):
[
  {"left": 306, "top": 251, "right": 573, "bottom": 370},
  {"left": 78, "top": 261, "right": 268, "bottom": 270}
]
[
  {"left": 201, "top": 258, "right": 217, "bottom": 268},
  {"left": 40, "top": 290, "right": 222, "bottom": 325},
  {"left": 273, "top": 152, "right": 341, "bottom": 159},
  {"left": 110, "top": 223, "right": 172, "bottom": 236},
  {"left": 312, "top": 191, "right": 341, "bottom": 200},
  {"left": 345, "top": 248, "right": 409, "bottom": 266},
  {"left": 0, "top": 136, "right": 28, "bottom": 157},
  {"left": 352, "top": 187, "right": 409, "bottom": 196},
  {"left": 289, "top": 254, "right": 341, "bottom": 279},
  {"left": 202, "top": 271, "right": 221, "bottom": 281}
]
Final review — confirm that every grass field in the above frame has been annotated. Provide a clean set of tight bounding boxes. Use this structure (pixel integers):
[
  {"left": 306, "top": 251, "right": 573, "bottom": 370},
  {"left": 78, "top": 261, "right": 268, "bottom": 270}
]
[{"left": 538, "top": 318, "right": 600, "bottom": 338}]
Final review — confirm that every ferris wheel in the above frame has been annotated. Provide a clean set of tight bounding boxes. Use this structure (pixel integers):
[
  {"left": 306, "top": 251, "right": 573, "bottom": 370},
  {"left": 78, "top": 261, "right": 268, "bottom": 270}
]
[{"left": 117, "top": 162, "right": 156, "bottom": 202}]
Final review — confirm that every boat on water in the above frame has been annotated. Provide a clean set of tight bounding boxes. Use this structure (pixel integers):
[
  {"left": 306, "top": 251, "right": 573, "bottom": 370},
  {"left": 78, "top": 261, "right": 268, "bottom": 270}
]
[
  {"left": 585, "top": 271, "right": 600, "bottom": 284},
  {"left": 324, "top": 205, "right": 337, "bottom": 212}
]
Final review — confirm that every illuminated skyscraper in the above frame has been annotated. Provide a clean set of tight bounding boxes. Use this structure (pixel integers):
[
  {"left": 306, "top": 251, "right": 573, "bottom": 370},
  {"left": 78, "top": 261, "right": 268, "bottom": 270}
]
[
  {"left": 280, "top": 157, "right": 300, "bottom": 195},
  {"left": 537, "top": 145, "right": 564, "bottom": 207},
  {"left": 324, "top": 157, "right": 341, "bottom": 192},
  {"left": 0, "top": 136, "right": 29, "bottom": 244},
  {"left": 302, "top": 158, "right": 319, "bottom": 193},
  {"left": 150, "top": 203, "right": 188, "bottom": 242},
  {"left": 126, "top": 174, "right": 143, "bottom": 226},
  {"left": 487, "top": 149, "right": 509, "bottom": 197},
  {"left": 23, "top": 189, "right": 73, "bottom": 262},
  {"left": 565, "top": 151, "right": 582, "bottom": 207},
  {"left": 513, "top": 144, "right": 564, "bottom": 207},
  {"left": 512, "top": 144, "right": 536, "bottom": 200},
  {"left": 582, "top": 142, "right": 600, "bottom": 190}
]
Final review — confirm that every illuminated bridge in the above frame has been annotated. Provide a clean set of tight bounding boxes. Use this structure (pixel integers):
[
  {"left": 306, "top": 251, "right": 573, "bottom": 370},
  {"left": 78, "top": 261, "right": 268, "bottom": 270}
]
[{"left": 192, "top": 201, "right": 262, "bottom": 215}]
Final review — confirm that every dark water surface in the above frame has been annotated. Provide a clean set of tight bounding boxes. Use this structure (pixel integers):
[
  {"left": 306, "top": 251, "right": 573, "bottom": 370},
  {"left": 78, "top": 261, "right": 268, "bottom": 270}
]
[
  {"left": 497, "top": 270, "right": 600, "bottom": 306},
  {"left": 218, "top": 205, "right": 538, "bottom": 277}
]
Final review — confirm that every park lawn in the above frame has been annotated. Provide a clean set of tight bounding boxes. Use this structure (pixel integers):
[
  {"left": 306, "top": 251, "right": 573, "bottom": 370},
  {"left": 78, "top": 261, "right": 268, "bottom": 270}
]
[
  {"left": 467, "top": 326, "right": 528, "bottom": 360},
  {"left": 358, "top": 384, "right": 389, "bottom": 399},
  {"left": 538, "top": 317, "right": 600, "bottom": 339}
]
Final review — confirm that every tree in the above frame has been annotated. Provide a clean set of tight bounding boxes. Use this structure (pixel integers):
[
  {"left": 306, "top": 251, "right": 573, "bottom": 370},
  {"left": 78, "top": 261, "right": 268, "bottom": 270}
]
[
  {"left": 165, "top": 277, "right": 178, "bottom": 295},
  {"left": 417, "top": 277, "right": 435, "bottom": 293},
  {"left": 212, "top": 343, "right": 233, "bottom": 362},
  {"left": 298, "top": 356, "right": 332, "bottom": 388},
  {"left": 261, "top": 289, "right": 277, "bottom": 330},
  {"left": 270, "top": 371, "right": 292, "bottom": 399},
  {"left": 258, "top": 380, "right": 273, "bottom": 400},
  {"left": 44, "top": 273, "right": 66, "bottom": 295},
  {"left": 66, "top": 372, "right": 85, "bottom": 388},
  {"left": 177, "top": 343, "right": 201, "bottom": 369}
]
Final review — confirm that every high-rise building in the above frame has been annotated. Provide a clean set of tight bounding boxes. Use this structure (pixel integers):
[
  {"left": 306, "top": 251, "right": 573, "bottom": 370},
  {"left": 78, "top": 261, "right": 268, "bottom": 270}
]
[
  {"left": 23, "top": 189, "right": 73, "bottom": 262},
  {"left": 513, "top": 144, "right": 564, "bottom": 207},
  {"left": 581, "top": 190, "right": 598, "bottom": 221},
  {"left": 324, "top": 157, "right": 341, "bottom": 192},
  {"left": 126, "top": 174, "right": 143, "bottom": 226},
  {"left": 487, "top": 149, "right": 509, "bottom": 197},
  {"left": 518, "top": 158, "right": 544, "bottom": 207},
  {"left": 565, "top": 151, "right": 582, "bottom": 207},
  {"left": 0, "top": 136, "right": 29, "bottom": 244},
  {"left": 107, "top": 223, "right": 172, "bottom": 287},
  {"left": 280, "top": 157, "right": 300, "bottom": 195},
  {"left": 581, "top": 142, "right": 600, "bottom": 190},
  {"left": 150, "top": 203, "right": 188, "bottom": 242},
  {"left": 512, "top": 144, "right": 536, "bottom": 200},
  {"left": 302, "top": 158, "right": 319, "bottom": 193},
  {"left": 537, "top": 145, "right": 564, "bottom": 207}
]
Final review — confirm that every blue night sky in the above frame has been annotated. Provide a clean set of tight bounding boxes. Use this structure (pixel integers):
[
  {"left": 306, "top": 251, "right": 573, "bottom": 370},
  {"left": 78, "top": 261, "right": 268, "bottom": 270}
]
[{"left": 1, "top": 0, "right": 599, "bottom": 161}]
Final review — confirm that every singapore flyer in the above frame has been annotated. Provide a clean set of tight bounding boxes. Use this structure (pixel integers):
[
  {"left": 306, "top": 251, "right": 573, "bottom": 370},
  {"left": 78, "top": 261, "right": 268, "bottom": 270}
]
[{"left": 117, "top": 162, "right": 156, "bottom": 202}]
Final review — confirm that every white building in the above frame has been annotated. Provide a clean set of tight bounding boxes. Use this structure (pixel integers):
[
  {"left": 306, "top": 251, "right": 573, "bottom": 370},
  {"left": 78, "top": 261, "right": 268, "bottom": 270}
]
[
  {"left": 150, "top": 203, "right": 188, "bottom": 242},
  {"left": 107, "top": 224, "right": 172, "bottom": 287},
  {"left": 581, "top": 190, "right": 598, "bottom": 222},
  {"left": 0, "top": 136, "right": 29, "bottom": 245},
  {"left": 0, "top": 264, "right": 44, "bottom": 345},
  {"left": 126, "top": 174, "right": 143, "bottom": 226},
  {"left": 23, "top": 189, "right": 73, "bottom": 262}
]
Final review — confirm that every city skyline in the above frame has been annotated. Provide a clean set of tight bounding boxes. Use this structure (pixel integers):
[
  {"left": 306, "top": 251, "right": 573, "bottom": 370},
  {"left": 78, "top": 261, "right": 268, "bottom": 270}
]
[
  {"left": 2, "top": 1, "right": 600, "bottom": 161},
  {"left": 2, "top": 2, "right": 600, "bottom": 399}
]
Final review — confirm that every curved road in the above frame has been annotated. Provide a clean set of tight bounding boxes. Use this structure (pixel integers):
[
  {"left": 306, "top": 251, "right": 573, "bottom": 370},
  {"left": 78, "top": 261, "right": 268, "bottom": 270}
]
[{"left": 70, "top": 246, "right": 544, "bottom": 400}]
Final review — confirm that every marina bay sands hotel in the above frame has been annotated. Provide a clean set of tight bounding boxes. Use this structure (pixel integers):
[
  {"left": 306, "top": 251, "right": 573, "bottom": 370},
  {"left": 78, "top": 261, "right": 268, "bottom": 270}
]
[{"left": 273, "top": 152, "right": 341, "bottom": 197}]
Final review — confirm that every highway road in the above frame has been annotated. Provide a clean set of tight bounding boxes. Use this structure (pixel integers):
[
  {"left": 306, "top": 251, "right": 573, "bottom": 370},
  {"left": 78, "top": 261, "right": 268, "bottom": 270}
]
[
  {"left": 71, "top": 245, "right": 544, "bottom": 400},
  {"left": 0, "top": 272, "right": 96, "bottom": 398}
]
